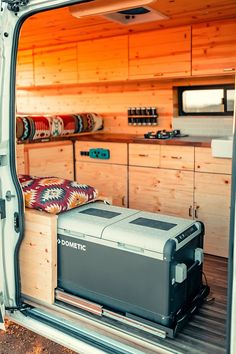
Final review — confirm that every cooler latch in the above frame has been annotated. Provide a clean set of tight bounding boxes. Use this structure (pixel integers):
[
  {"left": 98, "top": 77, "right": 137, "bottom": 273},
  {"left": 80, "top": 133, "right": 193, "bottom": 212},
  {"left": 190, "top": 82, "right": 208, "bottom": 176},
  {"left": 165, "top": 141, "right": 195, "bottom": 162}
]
[
  {"left": 194, "top": 248, "right": 204, "bottom": 265},
  {"left": 175, "top": 263, "right": 187, "bottom": 283}
]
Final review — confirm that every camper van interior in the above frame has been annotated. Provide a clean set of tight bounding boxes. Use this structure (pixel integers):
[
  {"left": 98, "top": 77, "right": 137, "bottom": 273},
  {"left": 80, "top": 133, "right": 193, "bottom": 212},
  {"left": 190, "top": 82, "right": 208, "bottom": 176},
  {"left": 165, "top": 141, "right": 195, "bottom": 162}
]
[{"left": 10, "top": 0, "right": 236, "bottom": 352}]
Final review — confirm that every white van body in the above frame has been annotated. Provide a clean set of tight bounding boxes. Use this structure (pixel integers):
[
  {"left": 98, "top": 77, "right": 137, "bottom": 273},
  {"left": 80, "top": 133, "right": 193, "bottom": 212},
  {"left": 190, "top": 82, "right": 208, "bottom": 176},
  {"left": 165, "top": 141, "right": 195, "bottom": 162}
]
[{"left": 0, "top": 1, "right": 235, "bottom": 353}]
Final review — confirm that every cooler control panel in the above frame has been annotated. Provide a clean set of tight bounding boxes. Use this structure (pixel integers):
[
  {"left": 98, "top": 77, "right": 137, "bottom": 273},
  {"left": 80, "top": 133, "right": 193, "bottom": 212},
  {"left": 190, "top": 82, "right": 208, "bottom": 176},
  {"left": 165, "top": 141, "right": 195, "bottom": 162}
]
[{"left": 175, "top": 224, "right": 198, "bottom": 243}]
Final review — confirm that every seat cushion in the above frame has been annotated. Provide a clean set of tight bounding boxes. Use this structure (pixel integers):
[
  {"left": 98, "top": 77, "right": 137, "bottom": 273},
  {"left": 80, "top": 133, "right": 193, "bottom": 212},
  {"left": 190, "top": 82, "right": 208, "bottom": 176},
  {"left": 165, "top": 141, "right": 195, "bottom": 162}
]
[{"left": 19, "top": 175, "right": 98, "bottom": 214}]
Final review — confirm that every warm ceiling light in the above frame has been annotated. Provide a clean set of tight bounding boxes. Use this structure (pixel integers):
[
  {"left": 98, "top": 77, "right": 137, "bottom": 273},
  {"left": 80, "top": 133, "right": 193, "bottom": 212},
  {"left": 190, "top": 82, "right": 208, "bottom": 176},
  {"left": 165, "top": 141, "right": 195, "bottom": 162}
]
[{"left": 70, "top": 0, "right": 156, "bottom": 18}]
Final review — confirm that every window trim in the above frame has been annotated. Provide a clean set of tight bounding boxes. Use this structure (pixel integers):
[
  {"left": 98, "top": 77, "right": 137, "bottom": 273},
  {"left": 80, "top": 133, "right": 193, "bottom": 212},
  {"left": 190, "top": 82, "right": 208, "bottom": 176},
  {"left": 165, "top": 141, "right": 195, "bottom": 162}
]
[{"left": 178, "top": 84, "right": 235, "bottom": 116}]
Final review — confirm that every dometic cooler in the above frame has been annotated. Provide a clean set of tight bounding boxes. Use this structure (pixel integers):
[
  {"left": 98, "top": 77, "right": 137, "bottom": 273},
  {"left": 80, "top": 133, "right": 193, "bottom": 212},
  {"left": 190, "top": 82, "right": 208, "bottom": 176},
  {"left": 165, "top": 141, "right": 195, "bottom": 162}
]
[{"left": 57, "top": 202, "right": 208, "bottom": 334}]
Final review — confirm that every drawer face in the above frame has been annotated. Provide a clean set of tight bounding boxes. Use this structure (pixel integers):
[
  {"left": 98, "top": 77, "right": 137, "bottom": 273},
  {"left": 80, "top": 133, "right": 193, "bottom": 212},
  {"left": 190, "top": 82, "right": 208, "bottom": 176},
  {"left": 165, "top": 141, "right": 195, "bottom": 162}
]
[
  {"left": 160, "top": 146, "right": 194, "bottom": 170},
  {"left": 75, "top": 141, "right": 127, "bottom": 165},
  {"left": 129, "top": 144, "right": 160, "bottom": 167},
  {"left": 195, "top": 147, "right": 232, "bottom": 174}
]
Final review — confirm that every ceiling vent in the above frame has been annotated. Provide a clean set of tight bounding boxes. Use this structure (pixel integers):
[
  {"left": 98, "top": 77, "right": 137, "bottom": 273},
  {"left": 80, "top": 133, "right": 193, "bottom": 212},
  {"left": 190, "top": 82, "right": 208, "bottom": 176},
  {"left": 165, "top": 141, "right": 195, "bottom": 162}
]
[{"left": 104, "top": 6, "right": 168, "bottom": 25}]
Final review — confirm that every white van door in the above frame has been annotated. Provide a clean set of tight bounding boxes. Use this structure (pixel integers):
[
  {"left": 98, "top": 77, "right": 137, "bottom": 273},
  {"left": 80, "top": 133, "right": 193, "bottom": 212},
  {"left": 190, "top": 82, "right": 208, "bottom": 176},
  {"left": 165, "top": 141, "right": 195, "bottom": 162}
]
[
  {"left": 0, "top": 0, "right": 145, "bottom": 340},
  {"left": 0, "top": 0, "right": 97, "bottom": 331}
]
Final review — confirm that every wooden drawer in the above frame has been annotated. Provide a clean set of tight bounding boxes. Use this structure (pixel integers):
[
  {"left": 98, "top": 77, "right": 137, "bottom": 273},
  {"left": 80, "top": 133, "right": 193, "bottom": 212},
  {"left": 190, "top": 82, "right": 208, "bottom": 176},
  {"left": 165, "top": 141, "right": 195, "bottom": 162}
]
[
  {"left": 129, "top": 144, "right": 160, "bottom": 167},
  {"left": 25, "top": 141, "right": 74, "bottom": 180},
  {"left": 160, "top": 146, "right": 194, "bottom": 170},
  {"left": 75, "top": 141, "right": 127, "bottom": 165},
  {"left": 195, "top": 147, "right": 232, "bottom": 174},
  {"left": 76, "top": 162, "right": 127, "bottom": 207}
]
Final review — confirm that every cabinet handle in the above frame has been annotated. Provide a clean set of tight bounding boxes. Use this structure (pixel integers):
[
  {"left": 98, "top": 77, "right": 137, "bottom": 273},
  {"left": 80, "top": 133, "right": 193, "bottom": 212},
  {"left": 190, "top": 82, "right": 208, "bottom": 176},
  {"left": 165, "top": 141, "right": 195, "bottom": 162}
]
[
  {"left": 122, "top": 196, "right": 126, "bottom": 206},
  {"left": 189, "top": 206, "right": 193, "bottom": 217},
  {"left": 195, "top": 206, "right": 199, "bottom": 219},
  {"left": 223, "top": 68, "right": 235, "bottom": 72},
  {"left": 138, "top": 154, "right": 149, "bottom": 157},
  {"left": 171, "top": 156, "right": 182, "bottom": 160}
]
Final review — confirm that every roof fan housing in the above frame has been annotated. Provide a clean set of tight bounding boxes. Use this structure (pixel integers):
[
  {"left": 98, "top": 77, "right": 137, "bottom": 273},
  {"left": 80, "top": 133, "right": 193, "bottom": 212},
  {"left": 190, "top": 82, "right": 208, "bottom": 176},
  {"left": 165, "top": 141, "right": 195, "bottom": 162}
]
[{"left": 104, "top": 6, "right": 168, "bottom": 25}]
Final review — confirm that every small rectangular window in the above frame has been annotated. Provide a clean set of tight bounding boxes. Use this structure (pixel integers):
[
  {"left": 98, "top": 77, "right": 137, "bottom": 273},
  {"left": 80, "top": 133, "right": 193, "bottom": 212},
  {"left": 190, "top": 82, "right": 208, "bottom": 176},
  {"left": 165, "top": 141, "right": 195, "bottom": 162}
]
[{"left": 178, "top": 85, "right": 235, "bottom": 116}]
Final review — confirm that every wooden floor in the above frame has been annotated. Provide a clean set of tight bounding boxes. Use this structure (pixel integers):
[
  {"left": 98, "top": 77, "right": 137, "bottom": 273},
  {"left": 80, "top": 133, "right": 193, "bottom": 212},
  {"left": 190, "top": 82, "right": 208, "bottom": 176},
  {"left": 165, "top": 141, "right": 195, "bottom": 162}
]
[{"left": 159, "top": 254, "right": 228, "bottom": 354}]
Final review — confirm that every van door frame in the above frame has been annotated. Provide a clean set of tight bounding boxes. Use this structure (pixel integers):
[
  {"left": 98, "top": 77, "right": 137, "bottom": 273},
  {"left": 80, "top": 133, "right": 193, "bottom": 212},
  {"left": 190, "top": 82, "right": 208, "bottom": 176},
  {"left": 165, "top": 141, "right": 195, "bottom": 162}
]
[{"left": 1, "top": 1, "right": 235, "bottom": 353}]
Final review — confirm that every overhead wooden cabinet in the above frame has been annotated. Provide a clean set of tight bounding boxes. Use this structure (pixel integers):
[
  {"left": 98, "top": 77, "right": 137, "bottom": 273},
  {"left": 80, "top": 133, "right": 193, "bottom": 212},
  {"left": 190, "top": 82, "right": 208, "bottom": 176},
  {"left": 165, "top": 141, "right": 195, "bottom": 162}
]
[
  {"left": 16, "top": 50, "right": 34, "bottom": 87},
  {"left": 24, "top": 141, "right": 74, "bottom": 180},
  {"left": 194, "top": 147, "right": 232, "bottom": 258},
  {"left": 192, "top": 19, "right": 236, "bottom": 76},
  {"left": 129, "top": 26, "right": 191, "bottom": 79},
  {"left": 75, "top": 141, "right": 128, "bottom": 207},
  {"left": 77, "top": 36, "right": 128, "bottom": 83},
  {"left": 34, "top": 44, "right": 78, "bottom": 86}
]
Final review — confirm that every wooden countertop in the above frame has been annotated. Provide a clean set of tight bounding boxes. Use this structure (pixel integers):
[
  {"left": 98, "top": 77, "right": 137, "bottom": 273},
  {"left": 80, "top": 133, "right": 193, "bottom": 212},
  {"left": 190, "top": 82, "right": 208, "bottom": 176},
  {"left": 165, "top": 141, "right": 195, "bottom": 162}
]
[{"left": 75, "top": 133, "right": 212, "bottom": 147}]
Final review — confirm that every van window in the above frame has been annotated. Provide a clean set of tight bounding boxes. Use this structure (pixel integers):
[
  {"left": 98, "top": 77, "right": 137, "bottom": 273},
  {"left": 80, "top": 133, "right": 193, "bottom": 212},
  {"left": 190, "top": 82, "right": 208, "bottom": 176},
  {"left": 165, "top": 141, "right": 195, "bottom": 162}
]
[{"left": 178, "top": 84, "right": 235, "bottom": 116}]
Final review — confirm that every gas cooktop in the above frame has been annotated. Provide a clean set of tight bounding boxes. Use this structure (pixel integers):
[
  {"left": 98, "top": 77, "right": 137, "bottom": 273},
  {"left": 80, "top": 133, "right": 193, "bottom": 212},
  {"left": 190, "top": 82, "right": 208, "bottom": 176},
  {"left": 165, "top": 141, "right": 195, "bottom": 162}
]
[{"left": 143, "top": 130, "right": 188, "bottom": 140}]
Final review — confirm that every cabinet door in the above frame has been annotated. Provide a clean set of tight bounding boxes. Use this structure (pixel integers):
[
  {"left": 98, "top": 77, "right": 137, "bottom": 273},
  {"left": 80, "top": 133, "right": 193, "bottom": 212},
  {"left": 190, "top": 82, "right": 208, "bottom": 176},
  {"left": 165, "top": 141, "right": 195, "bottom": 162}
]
[
  {"left": 26, "top": 141, "right": 74, "bottom": 180},
  {"left": 129, "top": 166, "right": 194, "bottom": 218},
  {"left": 192, "top": 19, "right": 236, "bottom": 76},
  {"left": 78, "top": 36, "right": 128, "bottom": 83},
  {"left": 16, "top": 50, "right": 34, "bottom": 87},
  {"left": 129, "top": 26, "right": 191, "bottom": 79},
  {"left": 34, "top": 44, "right": 78, "bottom": 85},
  {"left": 76, "top": 162, "right": 127, "bottom": 207},
  {"left": 195, "top": 172, "right": 231, "bottom": 257}
]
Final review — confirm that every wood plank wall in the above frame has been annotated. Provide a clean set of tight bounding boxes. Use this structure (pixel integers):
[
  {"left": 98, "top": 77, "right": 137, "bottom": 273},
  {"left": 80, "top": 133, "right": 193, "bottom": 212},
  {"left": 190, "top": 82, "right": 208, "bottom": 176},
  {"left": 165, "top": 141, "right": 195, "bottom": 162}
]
[
  {"left": 16, "top": 76, "right": 234, "bottom": 134},
  {"left": 16, "top": 17, "right": 235, "bottom": 134}
]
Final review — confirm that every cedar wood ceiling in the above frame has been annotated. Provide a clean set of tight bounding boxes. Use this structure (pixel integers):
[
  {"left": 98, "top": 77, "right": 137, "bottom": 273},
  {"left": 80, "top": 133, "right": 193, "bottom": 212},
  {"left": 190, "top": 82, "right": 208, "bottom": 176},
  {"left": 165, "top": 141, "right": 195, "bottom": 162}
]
[{"left": 19, "top": 0, "right": 236, "bottom": 50}]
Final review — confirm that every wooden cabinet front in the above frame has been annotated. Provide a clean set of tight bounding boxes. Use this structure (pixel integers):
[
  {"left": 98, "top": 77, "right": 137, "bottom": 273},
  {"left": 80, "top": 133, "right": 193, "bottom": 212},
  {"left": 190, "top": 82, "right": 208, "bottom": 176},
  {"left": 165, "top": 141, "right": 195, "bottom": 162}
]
[
  {"left": 76, "top": 162, "right": 127, "bottom": 207},
  {"left": 34, "top": 44, "right": 78, "bottom": 86},
  {"left": 129, "top": 26, "right": 191, "bottom": 79},
  {"left": 129, "top": 166, "right": 194, "bottom": 219},
  {"left": 192, "top": 19, "right": 236, "bottom": 76},
  {"left": 195, "top": 172, "right": 231, "bottom": 258},
  {"left": 195, "top": 147, "right": 232, "bottom": 174},
  {"left": 16, "top": 50, "right": 34, "bottom": 87},
  {"left": 26, "top": 141, "right": 74, "bottom": 180},
  {"left": 160, "top": 146, "right": 194, "bottom": 171},
  {"left": 77, "top": 36, "right": 128, "bottom": 83},
  {"left": 75, "top": 141, "right": 127, "bottom": 165},
  {"left": 129, "top": 144, "right": 160, "bottom": 167}
]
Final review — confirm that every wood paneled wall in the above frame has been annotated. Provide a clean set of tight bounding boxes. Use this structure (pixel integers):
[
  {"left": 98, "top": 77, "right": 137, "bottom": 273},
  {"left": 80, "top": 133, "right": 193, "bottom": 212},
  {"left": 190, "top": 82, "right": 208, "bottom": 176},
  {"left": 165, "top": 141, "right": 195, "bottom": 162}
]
[
  {"left": 16, "top": 77, "right": 234, "bottom": 134},
  {"left": 16, "top": 17, "right": 235, "bottom": 134}
]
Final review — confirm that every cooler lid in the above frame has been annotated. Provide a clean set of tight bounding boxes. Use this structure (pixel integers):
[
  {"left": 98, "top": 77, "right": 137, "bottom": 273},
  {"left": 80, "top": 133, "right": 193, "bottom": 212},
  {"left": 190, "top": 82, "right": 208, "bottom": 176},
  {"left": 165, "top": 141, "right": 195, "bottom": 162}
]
[
  {"left": 57, "top": 202, "right": 138, "bottom": 238},
  {"left": 102, "top": 210, "right": 197, "bottom": 254}
]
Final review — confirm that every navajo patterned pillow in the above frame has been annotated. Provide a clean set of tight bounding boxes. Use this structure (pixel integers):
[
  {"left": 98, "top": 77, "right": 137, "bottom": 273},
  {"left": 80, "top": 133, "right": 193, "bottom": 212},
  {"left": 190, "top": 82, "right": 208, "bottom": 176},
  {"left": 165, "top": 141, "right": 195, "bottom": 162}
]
[{"left": 19, "top": 175, "right": 98, "bottom": 214}]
